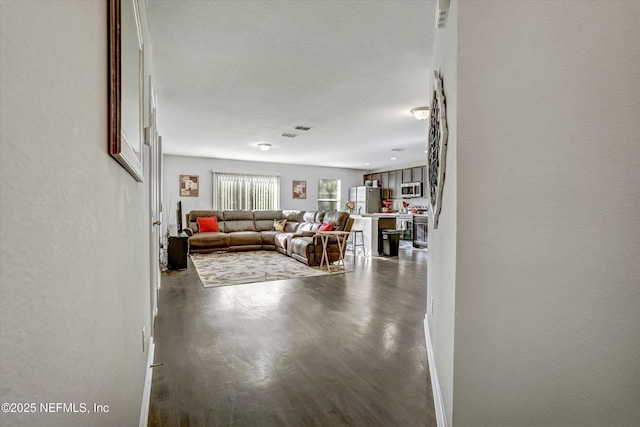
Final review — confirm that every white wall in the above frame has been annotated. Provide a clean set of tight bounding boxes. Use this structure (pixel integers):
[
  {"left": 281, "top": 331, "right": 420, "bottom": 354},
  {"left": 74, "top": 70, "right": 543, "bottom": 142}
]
[
  {"left": 426, "top": 0, "right": 458, "bottom": 423},
  {"left": 163, "top": 154, "right": 365, "bottom": 228},
  {"left": 450, "top": 0, "right": 640, "bottom": 425},
  {"left": 0, "top": 1, "right": 152, "bottom": 425}
]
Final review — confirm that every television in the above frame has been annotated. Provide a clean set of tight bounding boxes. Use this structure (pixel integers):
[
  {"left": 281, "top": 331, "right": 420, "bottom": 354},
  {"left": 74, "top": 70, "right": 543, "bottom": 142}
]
[{"left": 176, "top": 201, "right": 183, "bottom": 235}]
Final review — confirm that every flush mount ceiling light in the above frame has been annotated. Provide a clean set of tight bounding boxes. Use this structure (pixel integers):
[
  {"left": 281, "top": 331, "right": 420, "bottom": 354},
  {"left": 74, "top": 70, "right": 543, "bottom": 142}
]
[
  {"left": 257, "top": 143, "right": 271, "bottom": 151},
  {"left": 410, "top": 106, "right": 431, "bottom": 120}
]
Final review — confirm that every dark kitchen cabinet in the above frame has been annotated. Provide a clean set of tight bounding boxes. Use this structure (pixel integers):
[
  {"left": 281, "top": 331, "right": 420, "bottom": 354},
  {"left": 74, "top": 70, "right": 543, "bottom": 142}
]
[
  {"left": 388, "top": 170, "right": 400, "bottom": 198},
  {"left": 367, "top": 165, "right": 427, "bottom": 199},
  {"left": 380, "top": 172, "right": 389, "bottom": 188},
  {"left": 402, "top": 168, "right": 412, "bottom": 183},
  {"left": 412, "top": 167, "right": 423, "bottom": 183},
  {"left": 380, "top": 172, "right": 390, "bottom": 199}
]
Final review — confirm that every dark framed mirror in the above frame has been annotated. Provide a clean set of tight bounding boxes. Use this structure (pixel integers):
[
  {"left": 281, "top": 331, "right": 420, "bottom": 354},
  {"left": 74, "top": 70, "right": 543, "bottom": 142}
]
[{"left": 109, "top": 0, "right": 144, "bottom": 182}]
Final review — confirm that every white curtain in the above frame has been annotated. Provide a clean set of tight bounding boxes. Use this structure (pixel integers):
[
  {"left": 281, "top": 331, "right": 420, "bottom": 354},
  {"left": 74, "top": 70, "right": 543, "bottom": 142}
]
[{"left": 213, "top": 172, "right": 280, "bottom": 210}]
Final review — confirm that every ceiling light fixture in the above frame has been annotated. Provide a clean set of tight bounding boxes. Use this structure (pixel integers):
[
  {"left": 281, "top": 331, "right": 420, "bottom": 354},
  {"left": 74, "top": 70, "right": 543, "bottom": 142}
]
[
  {"left": 258, "top": 143, "right": 271, "bottom": 151},
  {"left": 410, "top": 106, "right": 430, "bottom": 120}
]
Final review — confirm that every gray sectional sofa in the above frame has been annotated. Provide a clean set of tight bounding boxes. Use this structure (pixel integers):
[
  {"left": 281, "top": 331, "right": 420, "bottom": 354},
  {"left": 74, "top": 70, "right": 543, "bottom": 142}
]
[{"left": 183, "top": 209, "right": 351, "bottom": 266}]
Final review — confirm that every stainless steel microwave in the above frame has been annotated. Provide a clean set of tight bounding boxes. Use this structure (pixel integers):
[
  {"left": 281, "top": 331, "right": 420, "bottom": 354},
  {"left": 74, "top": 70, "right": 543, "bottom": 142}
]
[{"left": 401, "top": 182, "right": 422, "bottom": 198}]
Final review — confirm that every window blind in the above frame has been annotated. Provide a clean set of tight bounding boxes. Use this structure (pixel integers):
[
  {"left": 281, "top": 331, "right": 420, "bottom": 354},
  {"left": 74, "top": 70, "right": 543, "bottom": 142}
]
[{"left": 213, "top": 172, "right": 280, "bottom": 210}]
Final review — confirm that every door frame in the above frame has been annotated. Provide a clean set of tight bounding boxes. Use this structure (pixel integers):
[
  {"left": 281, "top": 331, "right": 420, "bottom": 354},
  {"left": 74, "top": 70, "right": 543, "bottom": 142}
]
[{"left": 148, "top": 76, "right": 161, "bottom": 333}]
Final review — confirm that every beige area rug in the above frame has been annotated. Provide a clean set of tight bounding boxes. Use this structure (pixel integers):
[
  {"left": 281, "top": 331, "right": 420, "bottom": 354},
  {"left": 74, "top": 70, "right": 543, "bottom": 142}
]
[{"left": 190, "top": 250, "right": 351, "bottom": 288}]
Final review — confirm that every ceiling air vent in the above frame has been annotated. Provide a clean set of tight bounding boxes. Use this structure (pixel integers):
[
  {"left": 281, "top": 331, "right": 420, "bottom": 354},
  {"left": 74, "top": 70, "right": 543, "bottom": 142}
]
[
  {"left": 391, "top": 148, "right": 405, "bottom": 152},
  {"left": 436, "top": 0, "right": 450, "bottom": 29},
  {"left": 294, "top": 126, "right": 311, "bottom": 131},
  {"left": 281, "top": 133, "right": 297, "bottom": 138}
]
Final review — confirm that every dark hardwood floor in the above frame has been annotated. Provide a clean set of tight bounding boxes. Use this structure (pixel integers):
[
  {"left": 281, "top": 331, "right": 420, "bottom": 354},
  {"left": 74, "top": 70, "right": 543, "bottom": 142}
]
[{"left": 149, "top": 242, "right": 435, "bottom": 426}]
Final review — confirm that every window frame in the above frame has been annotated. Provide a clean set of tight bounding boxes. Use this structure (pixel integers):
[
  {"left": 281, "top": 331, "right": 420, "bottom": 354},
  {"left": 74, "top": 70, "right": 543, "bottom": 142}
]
[{"left": 317, "top": 177, "right": 341, "bottom": 212}]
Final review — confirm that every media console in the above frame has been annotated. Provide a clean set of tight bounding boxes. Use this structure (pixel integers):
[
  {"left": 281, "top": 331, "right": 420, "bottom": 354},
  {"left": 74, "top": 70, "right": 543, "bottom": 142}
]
[{"left": 167, "top": 234, "right": 189, "bottom": 270}]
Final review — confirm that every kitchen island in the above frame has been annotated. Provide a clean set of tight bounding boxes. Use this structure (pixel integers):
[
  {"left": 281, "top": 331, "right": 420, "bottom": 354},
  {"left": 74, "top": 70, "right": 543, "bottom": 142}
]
[{"left": 349, "top": 213, "right": 399, "bottom": 256}]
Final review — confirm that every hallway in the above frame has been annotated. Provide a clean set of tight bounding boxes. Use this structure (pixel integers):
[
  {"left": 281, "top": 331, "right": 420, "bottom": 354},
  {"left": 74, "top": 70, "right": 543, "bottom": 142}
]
[{"left": 149, "top": 247, "right": 434, "bottom": 426}]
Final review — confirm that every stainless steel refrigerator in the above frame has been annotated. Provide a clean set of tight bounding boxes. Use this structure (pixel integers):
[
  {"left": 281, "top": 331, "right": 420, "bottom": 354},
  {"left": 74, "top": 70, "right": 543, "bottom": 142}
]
[{"left": 348, "top": 186, "right": 382, "bottom": 214}]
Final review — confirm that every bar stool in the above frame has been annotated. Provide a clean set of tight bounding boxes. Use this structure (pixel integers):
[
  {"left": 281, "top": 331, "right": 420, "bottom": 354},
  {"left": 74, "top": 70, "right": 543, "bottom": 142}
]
[{"left": 349, "top": 229, "right": 366, "bottom": 256}]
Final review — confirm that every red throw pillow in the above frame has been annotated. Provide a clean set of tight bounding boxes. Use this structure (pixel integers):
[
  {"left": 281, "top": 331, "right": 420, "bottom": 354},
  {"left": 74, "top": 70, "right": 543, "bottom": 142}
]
[
  {"left": 197, "top": 216, "right": 219, "bottom": 232},
  {"left": 318, "top": 222, "right": 335, "bottom": 232}
]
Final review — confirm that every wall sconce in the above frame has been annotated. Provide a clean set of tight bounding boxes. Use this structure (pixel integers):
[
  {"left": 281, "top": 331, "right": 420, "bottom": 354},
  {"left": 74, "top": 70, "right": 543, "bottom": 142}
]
[
  {"left": 410, "top": 106, "right": 430, "bottom": 120},
  {"left": 258, "top": 143, "right": 271, "bottom": 151}
]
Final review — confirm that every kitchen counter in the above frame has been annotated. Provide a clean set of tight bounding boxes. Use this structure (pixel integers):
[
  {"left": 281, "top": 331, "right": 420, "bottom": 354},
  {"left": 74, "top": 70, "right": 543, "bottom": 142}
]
[
  {"left": 348, "top": 214, "right": 398, "bottom": 256},
  {"left": 351, "top": 213, "right": 399, "bottom": 218},
  {"left": 352, "top": 212, "right": 428, "bottom": 217}
]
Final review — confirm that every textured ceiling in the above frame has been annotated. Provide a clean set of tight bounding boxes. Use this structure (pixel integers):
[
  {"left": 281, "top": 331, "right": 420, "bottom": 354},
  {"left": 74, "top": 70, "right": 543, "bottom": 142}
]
[{"left": 146, "top": 0, "right": 436, "bottom": 170}]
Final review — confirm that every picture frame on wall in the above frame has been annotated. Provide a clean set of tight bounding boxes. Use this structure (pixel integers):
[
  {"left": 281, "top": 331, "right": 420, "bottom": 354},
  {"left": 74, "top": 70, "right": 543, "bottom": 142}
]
[
  {"left": 108, "top": 0, "right": 145, "bottom": 182},
  {"left": 180, "top": 175, "right": 199, "bottom": 197},
  {"left": 292, "top": 180, "right": 307, "bottom": 199}
]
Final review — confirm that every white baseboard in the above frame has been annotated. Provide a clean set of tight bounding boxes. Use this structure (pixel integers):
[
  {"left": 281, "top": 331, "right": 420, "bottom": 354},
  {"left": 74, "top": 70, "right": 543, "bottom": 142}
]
[
  {"left": 139, "top": 337, "right": 155, "bottom": 427},
  {"left": 424, "top": 316, "right": 448, "bottom": 427}
]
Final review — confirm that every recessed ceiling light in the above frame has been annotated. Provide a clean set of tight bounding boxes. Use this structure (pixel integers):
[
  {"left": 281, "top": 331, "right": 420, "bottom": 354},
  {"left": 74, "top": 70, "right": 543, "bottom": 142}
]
[
  {"left": 257, "top": 143, "right": 271, "bottom": 151},
  {"left": 364, "top": 162, "right": 370, "bottom": 166},
  {"left": 390, "top": 157, "right": 397, "bottom": 160}
]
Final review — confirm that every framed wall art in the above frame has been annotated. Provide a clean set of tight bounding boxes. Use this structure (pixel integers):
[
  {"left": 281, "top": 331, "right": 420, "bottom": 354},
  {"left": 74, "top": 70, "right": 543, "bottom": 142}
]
[
  {"left": 427, "top": 70, "right": 448, "bottom": 229},
  {"left": 108, "top": 0, "right": 145, "bottom": 182},
  {"left": 180, "top": 175, "right": 199, "bottom": 197},
  {"left": 292, "top": 180, "right": 307, "bottom": 199}
]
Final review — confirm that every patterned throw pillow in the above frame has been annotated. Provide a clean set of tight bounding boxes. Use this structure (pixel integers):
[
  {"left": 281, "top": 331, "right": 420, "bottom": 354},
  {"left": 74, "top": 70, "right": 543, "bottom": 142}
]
[{"left": 273, "top": 219, "right": 287, "bottom": 232}]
